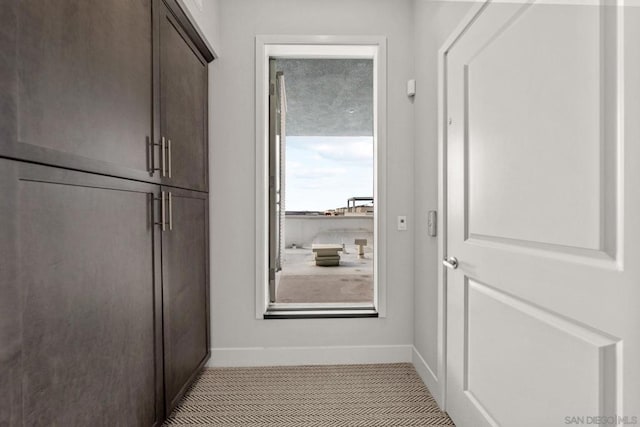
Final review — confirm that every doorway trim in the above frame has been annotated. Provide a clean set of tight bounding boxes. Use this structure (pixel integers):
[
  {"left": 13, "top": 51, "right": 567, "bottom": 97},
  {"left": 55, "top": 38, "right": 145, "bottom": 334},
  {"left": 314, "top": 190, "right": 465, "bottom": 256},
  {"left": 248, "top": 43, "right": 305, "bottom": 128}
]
[
  {"left": 436, "top": 1, "right": 489, "bottom": 409},
  {"left": 254, "top": 35, "right": 388, "bottom": 319}
]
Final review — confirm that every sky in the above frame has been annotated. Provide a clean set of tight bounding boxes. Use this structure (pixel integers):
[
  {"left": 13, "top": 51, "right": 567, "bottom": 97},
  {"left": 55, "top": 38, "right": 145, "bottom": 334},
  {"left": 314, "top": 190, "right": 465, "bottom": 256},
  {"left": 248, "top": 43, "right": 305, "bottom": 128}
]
[{"left": 285, "top": 136, "right": 374, "bottom": 212}]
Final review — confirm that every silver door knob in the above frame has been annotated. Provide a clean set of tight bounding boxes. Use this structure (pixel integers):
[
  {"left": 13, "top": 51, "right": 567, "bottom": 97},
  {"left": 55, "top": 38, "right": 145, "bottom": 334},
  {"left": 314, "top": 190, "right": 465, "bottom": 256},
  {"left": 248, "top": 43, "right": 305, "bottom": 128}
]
[{"left": 443, "top": 256, "right": 458, "bottom": 269}]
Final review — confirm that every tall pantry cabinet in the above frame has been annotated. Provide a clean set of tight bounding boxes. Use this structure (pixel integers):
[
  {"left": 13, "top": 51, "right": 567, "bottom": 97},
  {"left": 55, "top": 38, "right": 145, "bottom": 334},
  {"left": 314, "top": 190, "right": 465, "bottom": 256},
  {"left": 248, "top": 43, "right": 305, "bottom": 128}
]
[{"left": 0, "top": 1, "right": 213, "bottom": 425}]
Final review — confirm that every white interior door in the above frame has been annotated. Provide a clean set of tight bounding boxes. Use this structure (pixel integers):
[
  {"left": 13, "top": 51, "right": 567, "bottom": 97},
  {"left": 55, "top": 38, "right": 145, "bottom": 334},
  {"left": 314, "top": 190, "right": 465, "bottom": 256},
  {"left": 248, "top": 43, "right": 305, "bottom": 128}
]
[{"left": 444, "top": 2, "right": 640, "bottom": 426}]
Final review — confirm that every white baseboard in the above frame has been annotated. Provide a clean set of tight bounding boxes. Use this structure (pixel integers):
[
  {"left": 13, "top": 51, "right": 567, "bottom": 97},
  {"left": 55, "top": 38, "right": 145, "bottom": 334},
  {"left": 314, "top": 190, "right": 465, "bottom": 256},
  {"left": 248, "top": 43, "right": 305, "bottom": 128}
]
[
  {"left": 207, "top": 344, "right": 413, "bottom": 367},
  {"left": 412, "top": 346, "right": 443, "bottom": 408}
]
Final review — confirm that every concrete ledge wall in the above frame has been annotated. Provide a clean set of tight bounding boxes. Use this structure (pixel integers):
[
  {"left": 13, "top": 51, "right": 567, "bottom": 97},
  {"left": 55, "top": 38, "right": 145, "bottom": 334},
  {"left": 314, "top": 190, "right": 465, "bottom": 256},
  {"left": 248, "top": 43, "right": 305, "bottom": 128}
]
[{"left": 285, "top": 215, "right": 374, "bottom": 248}]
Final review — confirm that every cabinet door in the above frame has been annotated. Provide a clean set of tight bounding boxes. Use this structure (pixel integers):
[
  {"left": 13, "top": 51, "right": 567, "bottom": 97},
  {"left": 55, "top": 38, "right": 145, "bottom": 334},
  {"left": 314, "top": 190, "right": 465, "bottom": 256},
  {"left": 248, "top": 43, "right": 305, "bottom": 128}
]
[
  {"left": 0, "top": 0, "right": 154, "bottom": 182},
  {"left": 161, "top": 187, "right": 209, "bottom": 413},
  {"left": 157, "top": 1, "right": 208, "bottom": 191},
  {"left": 0, "top": 160, "right": 163, "bottom": 426}
]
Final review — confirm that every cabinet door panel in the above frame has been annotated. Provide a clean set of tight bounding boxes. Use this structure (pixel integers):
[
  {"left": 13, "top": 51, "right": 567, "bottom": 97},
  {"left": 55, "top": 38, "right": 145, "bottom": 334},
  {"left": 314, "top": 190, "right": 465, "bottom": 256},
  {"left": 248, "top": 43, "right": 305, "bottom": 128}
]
[
  {"left": 0, "top": 162, "right": 21, "bottom": 426},
  {"left": 0, "top": 0, "right": 154, "bottom": 181},
  {"left": 158, "top": 4, "right": 208, "bottom": 191},
  {"left": 0, "top": 160, "right": 163, "bottom": 426},
  {"left": 162, "top": 188, "right": 209, "bottom": 413}
]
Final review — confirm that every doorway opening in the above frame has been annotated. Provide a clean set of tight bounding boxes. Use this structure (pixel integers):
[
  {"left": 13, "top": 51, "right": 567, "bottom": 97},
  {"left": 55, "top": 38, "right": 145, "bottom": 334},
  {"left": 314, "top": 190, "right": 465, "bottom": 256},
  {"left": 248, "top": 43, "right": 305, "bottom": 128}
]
[
  {"left": 256, "top": 38, "right": 387, "bottom": 318},
  {"left": 271, "top": 57, "right": 374, "bottom": 308}
]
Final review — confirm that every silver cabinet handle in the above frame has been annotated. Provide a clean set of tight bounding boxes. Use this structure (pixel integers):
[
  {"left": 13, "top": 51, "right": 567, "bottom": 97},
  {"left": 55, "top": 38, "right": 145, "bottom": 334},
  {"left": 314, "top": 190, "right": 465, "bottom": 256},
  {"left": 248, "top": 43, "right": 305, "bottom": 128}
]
[
  {"left": 168, "top": 192, "right": 173, "bottom": 231},
  {"left": 151, "top": 137, "right": 167, "bottom": 177},
  {"left": 161, "top": 191, "right": 166, "bottom": 231},
  {"left": 161, "top": 137, "right": 167, "bottom": 177},
  {"left": 154, "top": 191, "right": 166, "bottom": 231},
  {"left": 443, "top": 256, "right": 458, "bottom": 269},
  {"left": 167, "top": 139, "right": 172, "bottom": 179}
]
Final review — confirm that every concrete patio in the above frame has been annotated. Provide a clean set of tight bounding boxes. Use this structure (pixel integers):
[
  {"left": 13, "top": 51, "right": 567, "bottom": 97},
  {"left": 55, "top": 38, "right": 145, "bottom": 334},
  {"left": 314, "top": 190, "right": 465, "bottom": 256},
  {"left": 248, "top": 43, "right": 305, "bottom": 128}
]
[{"left": 276, "top": 244, "right": 374, "bottom": 304}]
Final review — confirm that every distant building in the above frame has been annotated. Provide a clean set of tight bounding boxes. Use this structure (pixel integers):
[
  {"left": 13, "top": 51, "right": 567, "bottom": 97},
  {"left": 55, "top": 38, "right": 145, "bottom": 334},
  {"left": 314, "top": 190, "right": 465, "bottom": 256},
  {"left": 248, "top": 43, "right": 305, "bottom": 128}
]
[{"left": 324, "top": 197, "right": 374, "bottom": 216}]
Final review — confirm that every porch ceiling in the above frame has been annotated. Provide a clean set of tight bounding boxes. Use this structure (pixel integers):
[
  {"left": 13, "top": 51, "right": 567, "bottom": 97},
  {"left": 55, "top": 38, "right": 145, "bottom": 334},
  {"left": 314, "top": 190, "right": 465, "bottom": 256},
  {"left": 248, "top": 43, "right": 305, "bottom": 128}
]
[{"left": 274, "top": 58, "right": 373, "bottom": 137}]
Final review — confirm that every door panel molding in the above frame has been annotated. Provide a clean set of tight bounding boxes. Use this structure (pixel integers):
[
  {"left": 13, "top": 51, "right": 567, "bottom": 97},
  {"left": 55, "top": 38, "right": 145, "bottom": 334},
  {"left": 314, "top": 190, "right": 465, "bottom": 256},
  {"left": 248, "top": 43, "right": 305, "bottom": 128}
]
[
  {"left": 456, "top": 2, "right": 623, "bottom": 258},
  {"left": 465, "top": 234, "right": 619, "bottom": 269},
  {"left": 462, "top": 278, "right": 620, "bottom": 426}
]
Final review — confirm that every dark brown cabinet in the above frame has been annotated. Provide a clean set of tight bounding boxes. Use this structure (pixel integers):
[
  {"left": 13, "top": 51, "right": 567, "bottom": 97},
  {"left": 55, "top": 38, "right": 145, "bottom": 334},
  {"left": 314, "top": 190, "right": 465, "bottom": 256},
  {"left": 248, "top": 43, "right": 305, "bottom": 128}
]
[
  {"left": 160, "top": 188, "right": 210, "bottom": 414},
  {"left": 0, "top": 0, "right": 212, "bottom": 425},
  {"left": 0, "top": 0, "right": 155, "bottom": 182},
  {"left": 156, "top": 1, "right": 209, "bottom": 192},
  {"left": 0, "top": 160, "right": 164, "bottom": 426}
]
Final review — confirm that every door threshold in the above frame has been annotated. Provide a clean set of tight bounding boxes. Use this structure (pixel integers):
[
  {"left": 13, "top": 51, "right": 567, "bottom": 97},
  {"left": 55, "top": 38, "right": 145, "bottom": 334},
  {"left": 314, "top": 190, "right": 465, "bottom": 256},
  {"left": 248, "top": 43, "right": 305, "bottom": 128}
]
[{"left": 264, "top": 303, "right": 378, "bottom": 319}]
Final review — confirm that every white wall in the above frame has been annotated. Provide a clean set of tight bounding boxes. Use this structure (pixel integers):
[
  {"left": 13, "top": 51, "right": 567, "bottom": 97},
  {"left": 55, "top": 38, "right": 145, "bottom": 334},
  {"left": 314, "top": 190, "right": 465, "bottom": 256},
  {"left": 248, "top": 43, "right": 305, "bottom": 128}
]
[
  {"left": 178, "top": 0, "right": 222, "bottom": 57},
  {"left": 209, "top": 0, "right": 416, "bottom": 366},
  {"left": 411, "top": 0, "right": 475, "bottom": 404}
]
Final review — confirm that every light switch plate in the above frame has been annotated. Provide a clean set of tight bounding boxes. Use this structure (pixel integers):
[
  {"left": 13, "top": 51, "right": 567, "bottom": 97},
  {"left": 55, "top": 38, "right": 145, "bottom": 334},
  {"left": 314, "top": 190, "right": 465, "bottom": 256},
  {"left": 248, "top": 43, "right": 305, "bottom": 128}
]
[
  {"left": 407, "top": 79, "right": 416, "bottom": 97},
  {"left": 428, "top": 211, "right": 437, "bottom": 236}
]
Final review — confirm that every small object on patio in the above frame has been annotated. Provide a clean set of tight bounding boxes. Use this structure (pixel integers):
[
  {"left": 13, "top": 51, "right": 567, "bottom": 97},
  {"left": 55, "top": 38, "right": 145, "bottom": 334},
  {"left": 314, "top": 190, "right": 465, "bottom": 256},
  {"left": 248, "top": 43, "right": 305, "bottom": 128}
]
[
  {"left": 311, "top": 243, "right": 343, "bottom": 266},
  {"left": 355, "top": 239, "right": 368, "bottom": 258}
]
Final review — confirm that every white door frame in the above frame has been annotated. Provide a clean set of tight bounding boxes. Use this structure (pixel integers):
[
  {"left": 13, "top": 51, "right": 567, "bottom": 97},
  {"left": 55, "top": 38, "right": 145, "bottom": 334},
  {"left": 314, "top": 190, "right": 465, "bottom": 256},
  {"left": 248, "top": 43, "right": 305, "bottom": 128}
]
[
  {"left": 254, "top": 35, "right": 388, "bottom": 318},
  {"left": 437, "top": 3, "right": 487, "bottom": 409}
]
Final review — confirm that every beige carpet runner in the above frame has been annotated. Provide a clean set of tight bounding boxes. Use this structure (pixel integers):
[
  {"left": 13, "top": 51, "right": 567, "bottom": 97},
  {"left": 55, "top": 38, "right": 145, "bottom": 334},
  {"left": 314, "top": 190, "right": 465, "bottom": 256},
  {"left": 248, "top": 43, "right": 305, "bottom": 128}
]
[{"left": 164, "top": 363, "right": 455, "bottom": 426}]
